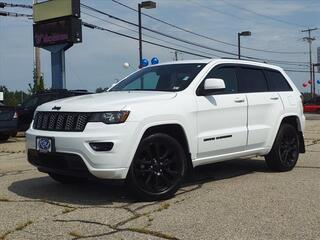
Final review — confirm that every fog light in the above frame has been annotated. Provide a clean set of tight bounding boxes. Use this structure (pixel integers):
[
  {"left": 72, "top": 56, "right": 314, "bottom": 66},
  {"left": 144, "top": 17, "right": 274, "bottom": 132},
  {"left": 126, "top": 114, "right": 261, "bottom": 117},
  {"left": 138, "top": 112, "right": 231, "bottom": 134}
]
[{"left": 89, "top": 142, "right": 114, "bottom": 151}]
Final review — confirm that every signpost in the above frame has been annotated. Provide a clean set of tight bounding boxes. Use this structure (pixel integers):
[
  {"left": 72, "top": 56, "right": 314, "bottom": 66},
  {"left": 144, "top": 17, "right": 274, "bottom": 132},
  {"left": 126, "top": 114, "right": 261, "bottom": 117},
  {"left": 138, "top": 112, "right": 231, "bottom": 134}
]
[{"left": 33, "top": 0, "right": 82, "bottom": 89}]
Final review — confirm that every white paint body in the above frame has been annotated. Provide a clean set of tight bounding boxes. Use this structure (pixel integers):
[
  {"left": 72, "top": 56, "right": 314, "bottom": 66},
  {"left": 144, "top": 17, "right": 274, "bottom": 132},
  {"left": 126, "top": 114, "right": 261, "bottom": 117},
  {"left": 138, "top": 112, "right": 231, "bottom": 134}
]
[{"left": 26, "top": 59, "right": 305, "bottom": 179}]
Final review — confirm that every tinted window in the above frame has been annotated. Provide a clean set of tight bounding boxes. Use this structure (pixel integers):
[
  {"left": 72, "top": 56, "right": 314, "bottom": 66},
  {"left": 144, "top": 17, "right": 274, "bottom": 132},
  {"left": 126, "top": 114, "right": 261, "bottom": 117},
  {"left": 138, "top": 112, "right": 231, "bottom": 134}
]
[
  {"left": 110, "top": 64, "right": 206, "bottom": 92},
  {"left": 266, "top": 70, "right": 292, "bottom": 92},
  {"left": 206, "top": 67, "right": 238, "bottom": 94},
  {"left": 238, "top": 68, "right": 268, "bottom": 93}
]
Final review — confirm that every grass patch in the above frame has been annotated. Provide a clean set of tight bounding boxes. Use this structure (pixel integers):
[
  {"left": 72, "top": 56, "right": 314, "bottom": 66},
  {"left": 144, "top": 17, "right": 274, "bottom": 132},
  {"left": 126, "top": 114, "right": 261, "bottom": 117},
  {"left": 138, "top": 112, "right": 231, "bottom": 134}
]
[
  {"left": 69, "top": 230, "right": 84, "bottom": 238},
  {"left": 62, "top": 208, "right": 76, "bottom": 214},
  {"left": 15, "top": 221, "right": 33, "bottom": 231}
]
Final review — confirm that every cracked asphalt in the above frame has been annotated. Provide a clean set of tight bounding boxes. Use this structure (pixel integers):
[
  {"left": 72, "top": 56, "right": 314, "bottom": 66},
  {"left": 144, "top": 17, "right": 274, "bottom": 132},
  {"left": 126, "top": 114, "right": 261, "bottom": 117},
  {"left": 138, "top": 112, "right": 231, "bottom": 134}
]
[{"left": 0, "top": 119, "right": 320, "bottom": 240}]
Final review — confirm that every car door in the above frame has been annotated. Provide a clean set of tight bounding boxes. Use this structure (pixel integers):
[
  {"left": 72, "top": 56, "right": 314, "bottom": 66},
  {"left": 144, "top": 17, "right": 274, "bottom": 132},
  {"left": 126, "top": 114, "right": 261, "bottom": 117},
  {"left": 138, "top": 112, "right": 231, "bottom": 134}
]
[
  {"left": 196, "top": 65, "right": 248, "bottom": 162},
  {"left": 237, "top": 67, "right": 284, "bottom": 150}
]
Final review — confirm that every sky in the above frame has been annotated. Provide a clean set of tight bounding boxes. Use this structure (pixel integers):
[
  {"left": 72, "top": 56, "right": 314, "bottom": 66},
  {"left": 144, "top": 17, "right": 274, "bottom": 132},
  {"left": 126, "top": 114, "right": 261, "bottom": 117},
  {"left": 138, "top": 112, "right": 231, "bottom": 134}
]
[{"left": 0, "top": 0, "right": 319, "bottom": 93}]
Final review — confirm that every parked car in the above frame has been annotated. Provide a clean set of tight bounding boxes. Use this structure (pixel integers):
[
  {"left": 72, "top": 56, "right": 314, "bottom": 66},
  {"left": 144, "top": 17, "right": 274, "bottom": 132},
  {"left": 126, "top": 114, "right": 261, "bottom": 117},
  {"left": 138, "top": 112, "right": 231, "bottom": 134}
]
[
  {"left": 26, "top": 59, "right": 305, "bottom": 200},
  {"left": 0, "top": 104, "right": 18, "bottom": 141},
  {"left": 17, "top": 89, "right": 90, "bottom": 131},
  {"left": 303, "top": 96, "right": 320, "bottom": 113}
]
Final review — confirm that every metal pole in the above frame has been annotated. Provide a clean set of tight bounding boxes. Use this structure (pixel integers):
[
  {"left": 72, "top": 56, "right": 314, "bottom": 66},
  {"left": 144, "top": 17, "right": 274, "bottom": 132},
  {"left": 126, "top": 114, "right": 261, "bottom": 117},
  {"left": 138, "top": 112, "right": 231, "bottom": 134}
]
[
  {"left": 237, "top": 33, "right": 240, "bottom": 59},
  {"left": 138, "top": 3, "right": 142, "bottom": 68},
  {"left": 175, "top": 51, "right": 178, "bottom": 61},
  {"left": 302, "top": 28, "right": 317, "bottom": 98},
  {"left": 308, "top": 31, "right": 313, "bottom": 97},
  {"left": 313, "top": 64, "right": 316, "bottom": 96},
  {"left": 33, "top": 0, "right": 41, "bottom": 86}
]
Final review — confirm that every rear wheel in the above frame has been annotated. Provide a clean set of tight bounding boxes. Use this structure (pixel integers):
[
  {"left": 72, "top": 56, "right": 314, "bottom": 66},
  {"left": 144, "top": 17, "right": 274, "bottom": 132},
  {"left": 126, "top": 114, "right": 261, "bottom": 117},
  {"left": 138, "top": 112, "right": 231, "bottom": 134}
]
[
  {"left": 265, "top": 124, "right": 299, "bottom": 172},
  {"left": 48, "top": 173, "right": 84, "bottom": 184},
  {"left": 127, "top": 133, "right": 187, "bottom": 200}
]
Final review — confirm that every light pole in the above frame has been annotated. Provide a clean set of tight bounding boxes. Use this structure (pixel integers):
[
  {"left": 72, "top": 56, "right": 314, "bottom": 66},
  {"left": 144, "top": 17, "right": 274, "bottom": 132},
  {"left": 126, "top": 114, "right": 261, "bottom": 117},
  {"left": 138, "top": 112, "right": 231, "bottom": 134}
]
[
  {"left": 312, "top": 63, "right": 320, "bottom": 97},
  {"left": 238, "top": 31, "right": 251, "bottom": 59},
  {"left": 138, "top": 1, "right": 156, "bottom": 68}
]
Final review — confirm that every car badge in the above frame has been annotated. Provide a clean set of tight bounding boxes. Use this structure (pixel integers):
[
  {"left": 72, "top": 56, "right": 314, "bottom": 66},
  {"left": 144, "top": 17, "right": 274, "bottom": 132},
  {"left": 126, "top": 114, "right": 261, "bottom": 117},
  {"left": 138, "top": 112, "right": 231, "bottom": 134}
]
[{"left": 52, "top": 106, "right": 61, "bottom": 111}]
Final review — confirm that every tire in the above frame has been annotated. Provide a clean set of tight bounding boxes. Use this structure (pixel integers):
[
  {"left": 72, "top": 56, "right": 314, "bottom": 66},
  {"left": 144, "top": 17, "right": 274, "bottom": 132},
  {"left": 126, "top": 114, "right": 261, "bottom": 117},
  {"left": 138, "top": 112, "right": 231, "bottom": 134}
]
[
  {"left": 0, "top": 134, "right": 10, "bottom": 141},
  {"left": 265, "top": 124, "right": 299, "bottom": 172},
  {"left": 127, "top": 133, "right": 187, "bottom": 201},
  {"left": 48, "top": 173, "right": 84, "bottom": 184}
]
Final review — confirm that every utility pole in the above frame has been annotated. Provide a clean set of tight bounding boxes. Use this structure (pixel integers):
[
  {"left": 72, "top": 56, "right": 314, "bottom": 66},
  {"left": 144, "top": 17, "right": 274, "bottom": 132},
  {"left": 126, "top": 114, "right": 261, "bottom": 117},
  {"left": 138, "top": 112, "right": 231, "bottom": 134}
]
[
  {"left": 174, "top": 50, "right": 178, "bottom": 61},
  {"left": 33, "top": 0, "right": 41, "bottom": 86},
  {"left": 302, "top": 28, "right": 317, "bottom": 97}
]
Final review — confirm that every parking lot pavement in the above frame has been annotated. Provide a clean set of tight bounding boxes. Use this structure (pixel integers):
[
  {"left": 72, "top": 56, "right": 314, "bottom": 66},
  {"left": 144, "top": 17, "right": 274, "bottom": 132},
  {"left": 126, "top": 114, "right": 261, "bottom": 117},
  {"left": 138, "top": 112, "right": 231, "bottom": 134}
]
[{"left": 0, "top": 122, "right": 319, "bottom": 240}]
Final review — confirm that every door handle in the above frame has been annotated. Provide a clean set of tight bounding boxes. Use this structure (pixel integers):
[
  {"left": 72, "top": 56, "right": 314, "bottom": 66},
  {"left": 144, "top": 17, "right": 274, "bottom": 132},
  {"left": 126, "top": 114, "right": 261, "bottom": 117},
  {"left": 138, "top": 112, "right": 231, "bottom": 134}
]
[
  {"left": 270, "top": 97, "right": 279, "bottom": 100},
  {"left": 234, "top": 98, "right": 245, "bottom": 103}
]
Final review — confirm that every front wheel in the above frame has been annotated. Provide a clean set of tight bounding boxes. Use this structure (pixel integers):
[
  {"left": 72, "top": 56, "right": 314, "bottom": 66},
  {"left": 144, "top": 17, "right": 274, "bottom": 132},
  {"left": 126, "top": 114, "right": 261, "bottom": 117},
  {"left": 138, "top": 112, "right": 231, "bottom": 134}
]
[
  {"left": 127, "top": 133, "right": 187, "bottom": 201},
  {"left": 265, "top": 124, "right": 299, "bottom": 172}
]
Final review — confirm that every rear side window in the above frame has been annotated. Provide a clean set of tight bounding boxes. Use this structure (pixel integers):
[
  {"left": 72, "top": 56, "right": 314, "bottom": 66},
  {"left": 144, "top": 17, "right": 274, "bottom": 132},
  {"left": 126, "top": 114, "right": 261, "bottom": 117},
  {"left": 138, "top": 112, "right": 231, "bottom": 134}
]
[
  {"left": 205, "top": 67, "right": 238, "bottom": 94},
  {"left": 266, "top": 70, "right": 292, "bottom": 92},
  {"left": 238, "top": 68, "right": 268, "bottom": 93}
]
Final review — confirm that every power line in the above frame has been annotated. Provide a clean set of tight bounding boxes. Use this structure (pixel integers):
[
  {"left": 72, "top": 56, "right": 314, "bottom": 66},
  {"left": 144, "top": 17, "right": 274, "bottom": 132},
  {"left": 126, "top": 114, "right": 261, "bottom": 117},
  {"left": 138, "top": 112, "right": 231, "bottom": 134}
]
[
  {"left": 82, "top": 20, "right": 309, "bottom": 74},
  {"left": 111, "top": 0, "right": 307, "bottom": 55},
  {"left": 0, "top": 2, "right": 32, "bottom": 9},
  {"left": 222, "top": 0, "right": 307, "bottom": 28},
  {"left": 81, "top": 3, "right": 309, "bottom": 66},
  {"left": 82, "top": 11, "right": 221, "bottom": 58},
  {"left": 82, "top": 21, "right": 212, "bottom": 59},
  {"left": 0, "top": 10, "right": 32, "bottom": 17},
  {"left": 82, "top": 12, "right": 309, "bottom": 69}
]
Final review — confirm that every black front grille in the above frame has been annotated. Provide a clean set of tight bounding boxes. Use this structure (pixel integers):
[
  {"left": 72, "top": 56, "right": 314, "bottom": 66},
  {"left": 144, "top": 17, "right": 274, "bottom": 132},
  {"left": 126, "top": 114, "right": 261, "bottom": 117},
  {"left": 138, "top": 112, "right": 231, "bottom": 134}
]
[{"left": 33, "top": 112, "right": 90, "bottom": 132}]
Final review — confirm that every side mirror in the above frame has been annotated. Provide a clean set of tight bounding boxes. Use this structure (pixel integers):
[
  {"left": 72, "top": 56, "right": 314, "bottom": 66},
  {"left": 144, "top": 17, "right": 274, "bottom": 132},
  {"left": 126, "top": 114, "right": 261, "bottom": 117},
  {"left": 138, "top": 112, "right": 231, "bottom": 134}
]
[
  {"left": 199, "top": 78, "right": 226, "bottom": 96},
  {"left": 204, "top": 78, "right": 226, "bottom": 91}
]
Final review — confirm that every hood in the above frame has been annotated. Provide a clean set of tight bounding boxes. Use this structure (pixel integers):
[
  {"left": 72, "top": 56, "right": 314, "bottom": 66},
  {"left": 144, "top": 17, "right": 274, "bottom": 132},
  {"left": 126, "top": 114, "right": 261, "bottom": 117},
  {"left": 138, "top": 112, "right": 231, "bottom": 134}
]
[{"left": 37, "top": 91, "right": 177, "bottom": 112}]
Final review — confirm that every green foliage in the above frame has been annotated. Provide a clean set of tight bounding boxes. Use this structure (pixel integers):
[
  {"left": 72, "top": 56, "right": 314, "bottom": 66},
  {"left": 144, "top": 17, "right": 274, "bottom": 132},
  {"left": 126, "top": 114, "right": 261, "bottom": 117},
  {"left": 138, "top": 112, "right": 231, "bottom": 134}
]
[
  {"left": 0, "top": 85, "right": 28, "bottom": 106},
  {"left": 28, "top": 68, "right": 45, "bottom": 94}
]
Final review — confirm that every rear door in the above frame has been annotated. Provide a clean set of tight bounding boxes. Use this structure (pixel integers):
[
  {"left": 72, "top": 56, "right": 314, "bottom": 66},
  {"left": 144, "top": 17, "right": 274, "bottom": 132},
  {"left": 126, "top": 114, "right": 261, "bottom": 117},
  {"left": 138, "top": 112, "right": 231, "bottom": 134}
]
[
  {"left": 196, "top": 65, "right": 248, "bottom": 161},
  {"left": 237, "top": 67, "right": 283, "bottom": 150}
]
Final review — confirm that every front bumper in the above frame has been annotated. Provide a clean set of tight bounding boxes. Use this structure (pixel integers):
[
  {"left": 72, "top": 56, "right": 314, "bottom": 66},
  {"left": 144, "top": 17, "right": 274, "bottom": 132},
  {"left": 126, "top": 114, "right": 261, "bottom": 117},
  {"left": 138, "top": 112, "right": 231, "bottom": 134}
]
[{"left": 26, "top": 121, "right": 140, "bottom": 179}]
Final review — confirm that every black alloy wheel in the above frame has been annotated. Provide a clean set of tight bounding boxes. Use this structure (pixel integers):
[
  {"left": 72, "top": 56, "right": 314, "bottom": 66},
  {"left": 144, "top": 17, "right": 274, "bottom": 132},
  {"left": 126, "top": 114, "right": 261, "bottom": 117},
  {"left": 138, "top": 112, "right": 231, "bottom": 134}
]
[
  {"left": 265, "top": 124, "right": 299, "bottom": 172},
  {"left": 128, "top": 133, "right": 186, "bottom": 200}
]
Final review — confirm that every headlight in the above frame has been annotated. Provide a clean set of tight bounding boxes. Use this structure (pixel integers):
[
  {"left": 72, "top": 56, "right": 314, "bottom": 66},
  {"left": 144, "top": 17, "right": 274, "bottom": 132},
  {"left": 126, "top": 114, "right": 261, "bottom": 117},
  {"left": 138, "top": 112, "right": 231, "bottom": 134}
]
[{"left": 89, "top": 111, "right": 130, "bottom": 124}]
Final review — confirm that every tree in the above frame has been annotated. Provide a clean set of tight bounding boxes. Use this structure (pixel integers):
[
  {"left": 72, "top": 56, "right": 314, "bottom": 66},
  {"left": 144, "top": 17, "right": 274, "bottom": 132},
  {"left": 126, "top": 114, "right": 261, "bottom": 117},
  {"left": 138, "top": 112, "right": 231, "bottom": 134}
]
[
  {"left": 0, "top": 85, "right": 28, "bottom": 106},
  {"left": 28, "top": 68, "right": 45, "bottom": 94}
]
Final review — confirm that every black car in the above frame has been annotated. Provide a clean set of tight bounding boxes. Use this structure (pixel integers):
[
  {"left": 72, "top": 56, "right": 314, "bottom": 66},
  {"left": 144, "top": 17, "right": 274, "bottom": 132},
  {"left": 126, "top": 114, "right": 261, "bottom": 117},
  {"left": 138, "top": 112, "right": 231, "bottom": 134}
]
[
  {"left": 0, "top": 103, "right": 18, "bottom": 141},
  {"left": 17, "top": 90, "right": 90, "bottom": 131}
]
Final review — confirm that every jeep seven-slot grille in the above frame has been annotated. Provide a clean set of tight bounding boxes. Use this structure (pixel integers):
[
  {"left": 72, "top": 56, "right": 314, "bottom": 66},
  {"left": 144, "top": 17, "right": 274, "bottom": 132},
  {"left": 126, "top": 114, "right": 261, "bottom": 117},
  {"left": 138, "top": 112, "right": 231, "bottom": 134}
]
[{"left": 33, "top": 112, "right": 90, "bottom": 132}]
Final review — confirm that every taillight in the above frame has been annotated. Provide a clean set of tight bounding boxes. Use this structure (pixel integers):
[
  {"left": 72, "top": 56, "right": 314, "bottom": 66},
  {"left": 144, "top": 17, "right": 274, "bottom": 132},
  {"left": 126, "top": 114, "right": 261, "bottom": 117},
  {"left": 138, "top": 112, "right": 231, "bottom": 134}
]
[{"left": 13, "top": 111, "right": 18, "bottom": 119}]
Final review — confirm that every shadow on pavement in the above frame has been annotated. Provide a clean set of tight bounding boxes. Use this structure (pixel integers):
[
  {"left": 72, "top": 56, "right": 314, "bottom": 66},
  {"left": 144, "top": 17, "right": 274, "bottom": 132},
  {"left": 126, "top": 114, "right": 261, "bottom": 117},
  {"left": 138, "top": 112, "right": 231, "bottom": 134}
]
[{"left": 8, "top": 158, "right": 269, "bottom": 205}]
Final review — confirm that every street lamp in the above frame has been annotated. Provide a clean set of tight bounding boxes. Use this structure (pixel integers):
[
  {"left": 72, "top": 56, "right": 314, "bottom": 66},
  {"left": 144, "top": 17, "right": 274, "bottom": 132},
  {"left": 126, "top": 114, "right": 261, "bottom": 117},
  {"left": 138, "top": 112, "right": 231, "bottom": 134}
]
[
  {"left": 138, "top": 1, "right": 156, "bottom": 68},
  {"left": 312, "top": 63, "right": 320, "bottom": 97},
  {"left": 238, "top": 31, "right": 251, "bottom": 59}
]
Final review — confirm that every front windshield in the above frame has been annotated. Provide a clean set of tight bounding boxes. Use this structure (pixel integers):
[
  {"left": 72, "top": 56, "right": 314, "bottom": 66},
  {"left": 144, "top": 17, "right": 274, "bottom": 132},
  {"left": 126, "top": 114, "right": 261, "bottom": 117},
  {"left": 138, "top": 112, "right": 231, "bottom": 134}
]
[{"left": 110, "top": 63, "right": 207, "bottom": 92}]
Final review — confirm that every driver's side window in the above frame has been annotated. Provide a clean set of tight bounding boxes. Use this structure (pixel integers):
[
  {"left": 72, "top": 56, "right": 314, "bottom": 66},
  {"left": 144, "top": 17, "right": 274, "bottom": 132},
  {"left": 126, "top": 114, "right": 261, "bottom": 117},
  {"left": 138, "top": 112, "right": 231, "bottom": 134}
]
[{"left": 206, "top": 67, "right": 238, "bottom": 94}]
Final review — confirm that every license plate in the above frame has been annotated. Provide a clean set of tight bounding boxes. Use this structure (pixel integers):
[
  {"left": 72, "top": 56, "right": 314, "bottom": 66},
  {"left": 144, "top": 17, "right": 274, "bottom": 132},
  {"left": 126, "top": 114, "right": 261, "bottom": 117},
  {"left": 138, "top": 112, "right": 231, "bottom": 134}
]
[{"left": 36, "top": 137, "right": 54, "bottom": 153}]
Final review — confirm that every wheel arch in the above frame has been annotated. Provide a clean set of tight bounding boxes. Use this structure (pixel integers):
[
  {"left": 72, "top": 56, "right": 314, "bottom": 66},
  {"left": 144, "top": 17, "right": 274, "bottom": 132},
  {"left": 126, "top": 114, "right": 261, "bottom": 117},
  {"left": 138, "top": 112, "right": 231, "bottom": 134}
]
[
  {"left": 273, "top": 114, "right": 305, "bottom": 153},
  {"left": 140, "top": 123, "right": 193, "bottom": 169},
  {"left": 280, "top": 115, "right": 302, "bottom": 132}
]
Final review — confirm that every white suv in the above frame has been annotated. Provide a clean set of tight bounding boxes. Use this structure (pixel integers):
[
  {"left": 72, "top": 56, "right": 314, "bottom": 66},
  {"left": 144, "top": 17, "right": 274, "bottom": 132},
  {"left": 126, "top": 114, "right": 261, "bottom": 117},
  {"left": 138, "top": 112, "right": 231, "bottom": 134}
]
[{"left": 26, "top": 59, "right": 305, "bottom": 200}]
